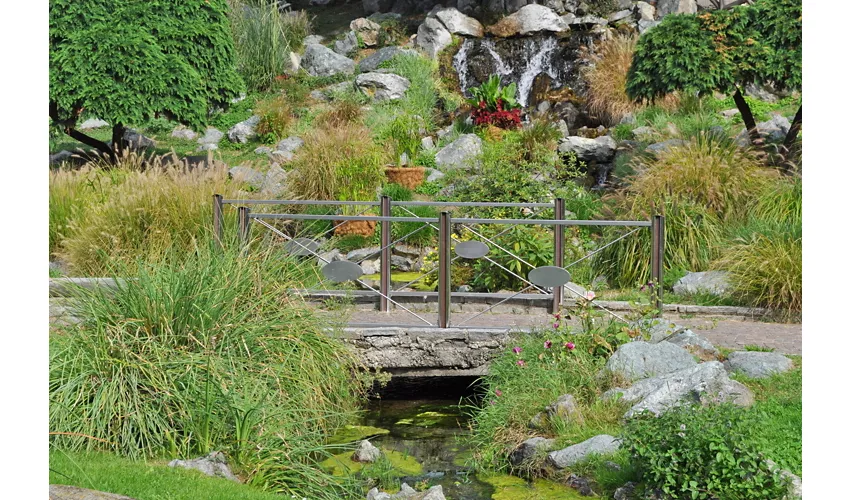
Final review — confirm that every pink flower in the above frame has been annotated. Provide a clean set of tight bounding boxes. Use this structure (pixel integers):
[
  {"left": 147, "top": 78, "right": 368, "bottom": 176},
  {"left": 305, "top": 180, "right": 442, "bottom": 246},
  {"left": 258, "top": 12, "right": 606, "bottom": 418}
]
[
  {"left": 553, "top": 322, "right": 560, "bottom": 329},
  {"left": 554, "top": 313, "right": 561, "bottom": 320},
  {"left": 585, "top": 291, "right": 596, "bottom": 301},
  {"left": 544, "top": 340, "right": 552, "bottom": 349},
  {"left": 512, "top": 346, "right": 522, "bottom": 354},
  {"left": 495, "top": 389, "right": 503, "bottom": 397},
  {"left": 490, "top": 400, "right": 496, "bottom": 405},
  {"left": 517, "top": 360, "right": 526, "bottom": 367},
  {"left": 565, "top": 342, "right": 575, "bottom": 350}
]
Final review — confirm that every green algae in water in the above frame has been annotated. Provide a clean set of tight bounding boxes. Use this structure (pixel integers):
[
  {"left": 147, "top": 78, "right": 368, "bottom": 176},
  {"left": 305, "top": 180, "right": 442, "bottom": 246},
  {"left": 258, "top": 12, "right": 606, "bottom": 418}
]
[
  {"left": 395, "top": 411, "right": 457, "bottom": 428},
  {"left": 319, "top": 450, "right": 423, "bottom": 477},
  {"left": 327, "top": 425, "right": 390, "bottom": 444},
  {"left": 479, "top": 473, "right": 585, "bottom": 500}
]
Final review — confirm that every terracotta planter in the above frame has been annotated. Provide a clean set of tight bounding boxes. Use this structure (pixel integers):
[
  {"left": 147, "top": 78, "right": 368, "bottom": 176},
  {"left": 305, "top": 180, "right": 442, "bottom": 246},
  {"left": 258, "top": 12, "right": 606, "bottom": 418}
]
[
  {"left": 333, "top": 219, "right": 377, "bottom": 237},
  {"left": 385, "top": 166, "right": 426, "bottom": 190}
]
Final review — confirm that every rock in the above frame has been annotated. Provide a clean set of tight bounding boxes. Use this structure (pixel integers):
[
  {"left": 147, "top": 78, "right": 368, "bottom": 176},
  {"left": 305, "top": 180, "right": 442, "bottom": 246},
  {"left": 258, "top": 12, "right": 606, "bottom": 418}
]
[
  {"left": 289, "top": 51, "right": 301, "bottom": 72},
  {"left": 168, "top": 451, "right": 239, "bottom": 482},
  {"left": 604, "top": 361, "right": 755, "bottom": 418},
  {"left": 229, "top": 166, "right": 265, "bottom": 190},
  {"left": 638, "top": 19, "right": 660, "bottom": 33},
  {"left": 745, "top": 82, "right": 781, "bottom": 103},
  {"left": 435, "top": 7, "right": 484, "bottom": 37},
  {"left": 635, "top": 1, "right": 655, "bottom": 21},
  {"left": 316, "top": 249, "right": 342, "bottom": 265},
  {"left": 509, "top": 437, "right": 557, "bottom": 466},
  {"left": 546, "top": 435, "right": 620, "bottom": 469},
  {"left": 369, "top": 12, "right": 403, "bottom": 22},
  {"left": 360, "top": 259, "right": 378, "bottom": 275},
  {"left": 123, "top": 129, "right": 156, "bottom": 150},
  {"left": 765, "top": 459, "right": 803, "bottom": 500},
  {"left": 334, "top": 31, "right": 359, "bottom": 56},
  {"left": 632, "top": 318, "right": 686, "bottom": 343},
  {"left": 558, "top": 135, "right": 617, "bottom": 163},
  {"left": 260, "top": 165, "right": 287, "bottom": 197},
  {"left": 631, "top": 126, "right": 654, "bottom": 139},
  {"left": 566, "top": 473, "right": 594, "bottom": 496},
  {"left": 608, "top": 9, "right": 634, "bottom": 23},
  {"left": 415, "top": 17, "right": 453, "bottom": 58},
  {"left": 78, "top": 118, "right": 109, "bottom": 130},
  {"left": 351, "top": 17, "right": 381, "bottom": 47},
  {"left": 50, "top": 150, "right": 75, "bottom": 166},
  {"left": 487, "top": 4, "right": 569, "bottom": 37},
  {"left": 49, "top": 485, "right": 138, "bottom": 500},
  {"left": 421, "top": 136, "right": 436, "bottom": 151},
  {"left": 421, "top": 485, "right": 446, "bottom": 500},
  {"left": 276, "top": 136, "right": 305, "bottom": 155},
  {"left": 171, "top": 125, "right": 197, "bottom": 140},
  {"left": 358, "top": 46, "right": 419, "bottom": 72},
  {"left": 269, "top": 150, "right": 295, "bottom": 163},
  {"left": 348, "top": 246, "right": 382, "bottom": 262},
  {"left": 303, "top": 34, "right": 325, "bottom": 46},
  {"left": 720, "top": 108, "right": 740, "bottom": 118},
  {"left": 570, "top": 15, "right": 609, "bottom": 28},
  {"left": 363, "top": 0, "right": 394, "bottom": 14},
  {"left": 301, "top": 43, "right": 356, "bottom": 77},
  {"left": 613, "top": 482, "right": 637, "bottom": 500},
  {"left": 227, "top": 115, "right": 260, "bottom": 144},
  {"left": 655, "top": 0, "right": 697, "bottom": 18},
  {"left": 366, "top": 487, "right": 392, "bottom": 500},
  {"left": 196, "top": 143, "right": 218, "bottom": 152},
  {"left": 666, "top": 329, "right": 719, "bottom": 359},
  {"left": 435, "top": 134, "right": 483, "bottom": 170},
  {"left": 457, "top": 284, "right": 472, "bottom": 292},
  {"left": 197, "top": 127, "right": 224, "bottom": 147},
  {"left": 426, "top": 169, "right": 444, "bottom": 182},
  {"left": 725, "top": 351, "right": 793, "bottom": 379},
  {"left": 391, "top": 255, "right": 415, "bottom": 271},
  {"left": 352, "top": 439, "right": 381, "bottom": 462},
  {"left": 645, "top": 139, "right": 687, "bottom": 154},
  {"left": 355, "top": 72, "right": 411, "bottom": 101},
  {"left": 673, "top": 270, "right": 731, "bottom": 296},
  {"left": 758, "top": 113, "right": 792, "bottom": 142},
  {"left": 530, "top": 394, "right": 583, "bottom": 429},
  {"left": 254, "top": 146, "right": 272, "bottom": 155},
  {"left": 605, "top": 341, "right": 698, "bottom": 381},
  {"left": 562, "top": 282, "right": 588, "bottom": 299}
]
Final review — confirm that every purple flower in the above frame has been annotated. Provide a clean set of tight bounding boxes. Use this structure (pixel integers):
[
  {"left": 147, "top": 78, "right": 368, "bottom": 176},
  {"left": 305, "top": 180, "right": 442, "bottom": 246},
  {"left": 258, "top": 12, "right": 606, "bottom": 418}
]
[
  {"left": 495, "top": 389, "right": 503, "bottom": 397},
  {"left": 565, "top": 342, "right": 575, "bottom": 351},
  {"left": 554, "top": 313, "right": 561, "bottom": 320},
  {"left": 553, "top": 322, "right": 560, "bottom": 329},
  {"left": 517, "top": 360, "right": 526, "bottom": 367},
  {"left": 544, "top": 340, "right": 552, "bottom": 349},
  {"left": 512, "top": 346, "right": 522, "bottom": 354}
]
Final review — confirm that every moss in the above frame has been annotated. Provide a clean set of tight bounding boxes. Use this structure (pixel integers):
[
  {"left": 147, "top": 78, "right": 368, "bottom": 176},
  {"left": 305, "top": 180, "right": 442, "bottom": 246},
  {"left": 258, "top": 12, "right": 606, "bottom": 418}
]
[
  {"left": 326, "top": 425, "right": 390, "bottom": 445},
  {"left": 480, "top": 473, "right": 585, "bottom": 500},
  {"left": 319, "top": 450, "right": 422, "bottom": 477},
  {"left": 395, "top": 411, "right": 457, "bottom": 428}
]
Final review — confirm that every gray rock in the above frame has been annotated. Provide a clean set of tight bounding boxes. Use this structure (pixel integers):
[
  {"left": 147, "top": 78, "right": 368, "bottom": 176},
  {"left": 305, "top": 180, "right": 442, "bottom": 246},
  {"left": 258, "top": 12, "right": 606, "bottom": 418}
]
[
  {"left": 457, "top": 284, "right": 472, "bottom": 292},
  {"left": 633, "top": 318, "right": 687, "bottom": 343},
  {"left": 435, "top": 134, "right": 483, "bottom": 170},
  {"left": 673, "top": 270, "right": 731, "bottom": 296},
  {"left": 638, "top": 19, "right": 660, "bottom": 33},
  {"left": 570, "top": 14, "right": 609, "bottom": 28},
  {"left": 606, "top": 341, "right": 698, "bottom": 381},
  {"left": 227, "top": 115, "right": 260, "bottom": 144},
  {"left": 391, "top": 255, "right": 415, "bottom": 271},
  {"left": 302, "top": 43, "right": 356, "bottom": 77},
  {"left": 50, "top": 150, "right": 75, "bottom": 166},
  {"left": 360, "top": 259, "right": 378, "bottom": 275},
  {"left": 546, "top": 435, "right": 620, "bottom": 469},
  {"left": 316, "top": 249, "right": 342, "bottom": 265},
  {"left": 355, "top": 72, "right": 411, "bottom": 101},
  {"left": 563, "top": 282, "right": 588, "bottom": 299},
  {"left": 720, "top": 108, "right": 740, "bottom": 118},
  {"left": 426, "top": 169, "right": 444, "bottom": 182},
  {"left": 765, "top": 459, "right": 802, "bottom": 500},
  {"left": 666, "top": 329, "right": 719, "bottom": 358},
  {"left": 171, "top": 126, "right": 198, "bottom": 141},
  {"left": 260, "top": 165, "right": 288, "bottom": 197},
  {"left": 197, "top": 127, "right": 224, "bottom": 147},
  {"left": 334, "top": 31, "right": 359, "bottom": 56},
  {"left": 303, "top": 35, "right": 325, "bottom": 46},
  {"left": 635, "top": 1, "right": 655, "bottom": 21},
  {"left": 421, "top": 485, "right": 446, "bottom": 500},
  {"left": 631, "top": 126, "right": 654, "bottom": 139},
  {"left": 613, "top": 482, "right": 637, "bottom": 500},
  {"left": 351, "top": 17, "right": 381, "bottom": 47},
  {"left": 509, "top": 437, "right": 556, "bottom": 466},
  {"left": 269, "top": 150, "right": 295, "bottom": 163},
  {"left": 530, "top": 394, "right": 583, "bottom": 429},
  {"left": 421, "top": 136, "right": 436, "bottom": 151},
  {"left": 348, "top": 246, "right": 382, "bottom": 262},
  {"left": 645, "top": 139, "right": 687, "bottom": 154},
  {"left": 488, "top": 4, "right": 569, "bottom": 37},
  {"left": 758, "top": 113, "right": 792, "bottom": 142},
  {"left": 725, "top": 351, "right": 793, "bottom": 379},
  {"left": 604, "top": 361, "right": 755, "bottom": 418},
  {"left": 276, "top": 136, "right": 305, "bottom": 155},
  {"left": 608, "top": 9, "right": 634, "bottom": 23},
  {"left": 416, "top": 17, "right": 453, "bottom": 58},
  {"left": 435, "top": 7, "right": 484, "bottom": 37},
  {"left": 49, "top": 485, "right": 137, "bottom": 500},
  {"left": 229, "top": 166, "right": 266, "bottom": 190},
  {"left": 358, "top": 46, "right": 419, "bottom": 72},
  {"left": 78, "top": 118, "right": 109, "bottom": 130},
  {"left": 558, "top": 135, "right": 617, "bottom": 163},
  {"left": 352, "top": 439, "right": 381, "bottom": 462},
  {"left": 656, "top": 0, "right": 697, "bottom": 18},
  {"left": 168, "top": 451, "right": 239, "bottom": 482},
  {"left": 368, "top": 12, "right": 403, "bottom": 23},
  {"left": 366, "top": 487, "right": 392, "bottom": 500},
  {"left": 196, "top": 143, "right": 218, "bottom": 152},
  {"left": 745, "top": 83, "right": 781, "bottom": 103},
  {"left": 123, "top": 129, "right": 156, "bottom": 150},
  {"left": 254, "top": 146, "right": 272, "bottom": 155}
]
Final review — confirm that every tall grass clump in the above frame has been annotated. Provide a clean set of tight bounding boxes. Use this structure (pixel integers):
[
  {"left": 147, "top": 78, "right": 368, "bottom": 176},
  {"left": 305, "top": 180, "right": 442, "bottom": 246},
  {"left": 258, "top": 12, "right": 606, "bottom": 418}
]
[
  {"left": 368, "top": 54, "right": 439, "bottom": 146},
  {"left": 229, "top": 1, "right": 311, "bottom": 91},
  {"left": 583, "top": 35, "right": 677, "bottom": 125},
  {"left": 50, "top": 246, "right": 366, "bottom": 498}
]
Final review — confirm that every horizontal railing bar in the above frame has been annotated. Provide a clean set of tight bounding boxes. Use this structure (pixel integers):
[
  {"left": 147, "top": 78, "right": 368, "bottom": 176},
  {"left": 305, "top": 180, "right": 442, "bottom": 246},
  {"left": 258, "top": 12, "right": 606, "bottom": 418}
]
[
  {"left": 453, "top": 218, "right": 652, "bottom": 227},
  {"left": 393, "top": 201, "right": 555, "bottom": 208},
  {"left": 221, "top": 199, "right": 380, "bottom": 206},
  {"left": 249, "top": 213, "right": 439, "bottom": 222}
]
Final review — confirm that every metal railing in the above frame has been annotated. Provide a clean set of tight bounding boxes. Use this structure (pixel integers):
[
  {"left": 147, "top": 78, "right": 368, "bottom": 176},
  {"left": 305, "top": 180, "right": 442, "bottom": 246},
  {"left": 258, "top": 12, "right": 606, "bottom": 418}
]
[{"left": 213, "top": 195, "right": 665, "bottom": 328}]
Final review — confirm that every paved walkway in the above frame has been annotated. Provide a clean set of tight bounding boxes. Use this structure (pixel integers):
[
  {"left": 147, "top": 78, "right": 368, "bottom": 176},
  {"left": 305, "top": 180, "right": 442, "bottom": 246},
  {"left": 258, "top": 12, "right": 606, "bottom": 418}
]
[{"left": 333, "top": 310, "right": 802, "bottom": 355}]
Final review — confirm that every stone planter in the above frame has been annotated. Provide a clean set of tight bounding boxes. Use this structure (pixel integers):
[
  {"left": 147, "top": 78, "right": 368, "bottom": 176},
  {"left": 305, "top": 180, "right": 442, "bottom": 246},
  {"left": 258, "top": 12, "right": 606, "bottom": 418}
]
[
  {"left": 385, "top": 166, "right": 426, "bottom": 190},
  {"left": 334, "top": 219, "right": 377, "bottom": 237}
]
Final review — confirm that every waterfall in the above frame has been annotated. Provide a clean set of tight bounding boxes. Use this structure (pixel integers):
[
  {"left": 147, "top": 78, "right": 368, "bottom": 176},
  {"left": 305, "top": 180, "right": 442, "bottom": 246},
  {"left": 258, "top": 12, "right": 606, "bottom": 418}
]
[
  {"left": 452, "top": 40, "right": 470, "bottom": 99},
  {"left": 480, "top": 38, "right": 513, "bottom": 76},
  {"left": 515, "top": 37, "right": 558, "bottom": 108}
]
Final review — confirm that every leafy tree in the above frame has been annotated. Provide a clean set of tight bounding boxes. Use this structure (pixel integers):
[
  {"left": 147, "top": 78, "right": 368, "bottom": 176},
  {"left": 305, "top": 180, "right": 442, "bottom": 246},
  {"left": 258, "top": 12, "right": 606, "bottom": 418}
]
[
  {"left": 50, "top": 0, "right": 244, "bottom": 162},
  {"left": 626, "top": 0, "right": 801, "bottom": 146}
]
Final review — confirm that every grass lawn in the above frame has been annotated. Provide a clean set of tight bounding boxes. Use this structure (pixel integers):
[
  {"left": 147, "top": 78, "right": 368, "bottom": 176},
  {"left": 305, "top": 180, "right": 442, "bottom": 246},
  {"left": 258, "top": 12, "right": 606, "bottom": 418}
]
[{"left": 49, "top": 450, "right": 284, "bottom": 500}]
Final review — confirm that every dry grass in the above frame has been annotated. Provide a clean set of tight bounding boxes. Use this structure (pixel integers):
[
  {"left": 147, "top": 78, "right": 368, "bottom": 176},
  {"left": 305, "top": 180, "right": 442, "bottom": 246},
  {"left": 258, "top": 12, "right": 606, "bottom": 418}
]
[
  {"left": 313, "top": 100, "right": 364, "bottom": 128},
  {"left": 583, "top": 35, "right": 678, "bottom": 125},
  {"left": 256, "top": 95, "right": 295, "bottom": 140}
]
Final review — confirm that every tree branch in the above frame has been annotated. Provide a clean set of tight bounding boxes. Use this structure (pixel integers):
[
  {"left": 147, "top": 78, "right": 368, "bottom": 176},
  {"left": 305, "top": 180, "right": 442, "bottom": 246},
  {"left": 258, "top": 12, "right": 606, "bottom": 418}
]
[
  {"left": 732, "top": 88, "right": 761, "bottom": 144},
  {"left": 50, "top": 100, "right": 116, "bottom": 163}
]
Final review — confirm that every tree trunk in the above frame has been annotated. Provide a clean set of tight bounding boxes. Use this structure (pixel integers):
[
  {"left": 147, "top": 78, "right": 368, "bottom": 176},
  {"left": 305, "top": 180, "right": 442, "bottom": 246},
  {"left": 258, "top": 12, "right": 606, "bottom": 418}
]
[
  {"left": 111, "top": 123, "right": 127, "bottom": 160},
  {"left": 733, "top": 88, "right": 761, "bottom": 144},
  {"left": 49, "top": 100, "right": 117, "bottom": 163},
  {"left": 784, "top": 105, "right": 802, "bottom": 149}
]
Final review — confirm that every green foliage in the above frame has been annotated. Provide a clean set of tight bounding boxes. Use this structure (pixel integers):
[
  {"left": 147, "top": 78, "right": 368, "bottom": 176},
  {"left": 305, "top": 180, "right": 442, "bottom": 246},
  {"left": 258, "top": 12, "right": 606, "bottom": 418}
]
[
  {"left": 471, "top": 225, "right": 554, "bottom": 292},
  {"left": 415, "top": 180, "right": 441, "bottom": 196},
  {"left": 391, "top": 205, "right": 438, "bottom": 247},
  {"left": 50, "top": 0, "right": 243, "bottom": 131},
  {"left": 256, "top": 95, "right": 294, "bottom": 141},
  {"left": 467, "top": 74, "right": 519, "bottom": 111},
  {"left": 334, "top": 234, "right": 372, "bottom": 254},
  {"left": 381, "top": 183, "right": 414, "bottom": 202},
  {"left": 622, "top": 404, "right": 789, "bottom": 499}
]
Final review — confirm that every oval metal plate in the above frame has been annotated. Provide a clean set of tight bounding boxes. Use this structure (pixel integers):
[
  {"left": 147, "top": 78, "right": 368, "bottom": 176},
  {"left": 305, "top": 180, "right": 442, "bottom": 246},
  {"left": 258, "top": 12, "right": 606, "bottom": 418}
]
[
  {"left": 528, "top": 266, "right": 572, "bottom": 288},
  {"left": 455, "top": 240, "right": 489, "bottom": 259},
  {"left": 285, "top": 238, "right": 320, "bottom": 256},
  {"left": 322, "top": 260, "right": 364, "bottom": 283}
]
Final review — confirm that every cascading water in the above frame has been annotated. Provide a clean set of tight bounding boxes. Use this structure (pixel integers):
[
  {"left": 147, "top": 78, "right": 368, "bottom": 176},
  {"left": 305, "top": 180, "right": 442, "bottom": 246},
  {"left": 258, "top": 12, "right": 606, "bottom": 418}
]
[{"left": 514, "top": 37, "right": 559, "bottom": 107}]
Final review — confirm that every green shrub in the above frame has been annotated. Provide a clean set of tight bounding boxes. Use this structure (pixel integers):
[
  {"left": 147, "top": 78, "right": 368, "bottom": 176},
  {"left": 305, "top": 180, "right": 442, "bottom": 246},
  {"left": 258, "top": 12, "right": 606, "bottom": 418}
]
[
  {"left": 256, "top": 95, "right": 295, "bottom": 141},
  {"left": 470, "top": 225, "right": 554, "bottom": 293},
  {"left": 391, "top": 205, "right": 438, "bottom": 247},
  {"left": 415, "top": 180, "right": 441, "bottom": 196},
  {"left": 333, "top": 234, "right": 372, "bottom": 254},
  {"left": 622, "top": 404, "right": 789, "bottom": 499},
  {"left": 373, "top": 54, "right": 439, "bottom": 132},
  {"left": 381, "top": 183, "right": 414, "bottom": 202}
]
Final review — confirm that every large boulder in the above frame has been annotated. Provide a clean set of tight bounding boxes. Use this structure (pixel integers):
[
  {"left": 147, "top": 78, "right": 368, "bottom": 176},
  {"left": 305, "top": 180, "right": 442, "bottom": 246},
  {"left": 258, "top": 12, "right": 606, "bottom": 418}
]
[
  {"left": 229, "top": 166, "right": 266, "bottom": 190},
  {"left": 415, "top": 17, "right": 453, "bottom": 58},
  {"left": 758, "top": 113, "right": 792, "bottom": 142},
  {"left": 672, "top": 270, "right": 731, "bottom": 296},
  {"left": 509, "top": 436, "right": 557, "bottom": 466},
  {"left": 358, "top": 46, "right": 419, "bottom": 72},
  {"left": 605, "top": 341, "right": 698, "bottom": 381},
  {"left": 546, "top": 435, "right": 620, "bottom": 469},
  {"left": 260, "top": 165, "right": 288, "bottom": 197},
  {"left": 334, "top": 31, "right": 359, "bottom": 56},
  {"left": 227, "top": 115, "right": 260, "bottom": 144},
  {"left": 558, "top": 135, "right": 617, "bottom": 163},
  {"left": 49, "top": 485, "right": 137, "bottom": 500},
  {"left": 352, "top": 439, "right": 381, "bottom": 463},
  {"left": 197, "top": 127, "right": 224, "bottom": 150},
  {"left": 122, "top": 129, "right": 156, "bottom": 150},
  {"left": 301, "top": 43, "right": 356, "bottom": 77},
  {"left": 645, "top": 138, "right": 687, "bottom": 154},
  {"left": 725, "top": 351, "right": 794, "bottom": 379},
  {"left": 604, "top": 361, "right": 755, "bottom": 418},
  {"left": 78, "top": 118, "right": 109, "bottom": 130},
  {"left": 635, "top": 1, "right": 656, "bottom": 21},
  {"left": 655, "top": 0, "right": 697, "bottom": 18},
  {"left": 665, "top": 329, "right": 719, "bottom": 359},
  {"left": 171, "top": 125, "right": 197, "bottom": 141},
  {"left": 351, "top": 17, "right": 382, "bottom": 47},
  {"left": 168, "top": 451, "right": 239, "bottom": 482},
  {"left": 276, "top": 136, "right": 304, "bottom": 155},
  {"left": 435, "top": 134, "right": 483, "bottom": 170},
  {"left": 435, "top": 7, "right": 484, "bottom": 37},
  {"left": 487, "top": 4, "right": 569, "bottom": 37},
  {"left": 355, "top": 72, "right": 411, "bottom": 101}
]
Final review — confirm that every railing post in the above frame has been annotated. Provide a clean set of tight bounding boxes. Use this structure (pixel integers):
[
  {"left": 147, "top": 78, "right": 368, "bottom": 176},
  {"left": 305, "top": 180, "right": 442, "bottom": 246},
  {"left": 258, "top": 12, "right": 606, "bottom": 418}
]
[
  {"left": 238, "top": 206, "right": 251, "bottom": 248},
  {"left": 650, "top": 214, "right": 665, "bottom": 317},
  {"left": 380, "top": 195, "right": 391, "bottom": 313},
  {"left": 213, "top": 194, "right": 223, "bottom": 247},
  {"left": 552, "top": 198, "right": 565, "bottom": 314},
  {"left": 438, "top": 211, "right": 452, "bottom": 328}
]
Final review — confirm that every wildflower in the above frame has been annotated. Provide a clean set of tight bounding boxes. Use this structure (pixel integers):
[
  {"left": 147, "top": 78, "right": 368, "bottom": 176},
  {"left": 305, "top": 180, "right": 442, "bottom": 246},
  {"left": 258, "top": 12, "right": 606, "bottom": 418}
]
[
  {"left": 544, "top": 340, "right": 552, "bottom": 349},
  {"left": 554, "top": 313, "right": 561, "bottom": 320},
  {"left": 585, "top": 291, "right": 596, "bottom": 301},
  {"left": 553, "top": 322, "right": 560, "bottom": 329},
  {"left": 512, "top": 346, "right": 522, "bottom": 354},
  {"left": 517, "top": 360, "right": 526, "bottom": 367},
  {"left": 495, "top": 389, "right": 503, "bottom": 397},
  {"left": 565, "top": 342, "right": 575, "bottom": 350},
  {"left": 490, "top": 400, "right": 496, "bottom": 405}
]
